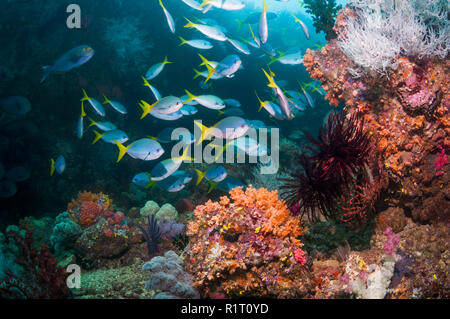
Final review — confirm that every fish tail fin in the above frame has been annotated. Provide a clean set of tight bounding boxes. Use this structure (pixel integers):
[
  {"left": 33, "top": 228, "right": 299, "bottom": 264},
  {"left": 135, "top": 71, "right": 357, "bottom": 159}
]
[
  {"left": 194, "top": 120, "right": 211, "bottom": 144},
  {"left": 81, "top": 101, "right": 87, "bottom": 117},
  {"left": 142, "top": 76, "right": 152, "bottom": 88},
  {"left": 40, "top": 66, "right": 51, "bottom": 83},
  {"left": 158, "top": 0, "right": 165, "bottom": 9},
  {"left": 235, "top": 19, "right": 244, "bottom": 31},
  {"left": 198, "top": 53, "right": 210, "bottom": 67},
  {"left": 145, "top": 180, "right": 156, "bottom": 189},
  {"left": 254, "top": 91, "right": 266, "bottom": 112},
  {"left": 179, "top": 36, "right": 188, "bottom": 46},
  {"left": 200, "top": 0, "right": 211, "bottom": 7},
  {"left": 178, "top": 146, "right": 194, "bottom": 162},
  {"left": 207, "top": 181, "right": 218, "bottom": 193},
  {"left": 262, "top": 68, "right": 277, "bottom": 89},
  {"left": 92, "top": 130, "right": 105, "bottom": 144},
  {"left": 184, "top": 90, "right": 198, "bottom": 104},
  {"left": 204, "top": 63, "right": 216, "bottom": 83},
  {"left": 184, "top": 17, "right": 196, "bottom": 28},
  {"left": 80, "top": 88, "right": 90, "bottom": 102},
  {"left": 87, "top": 116, "right": 97, "bottom": 127},
  {"left": 102, "top": 95, "right": 111, "bottom": 105},
  {"left": 50, "top": 158, "right": 55, "bottom": 176},
  {"left": 114, "top": 140, "right": 130, "bottom": 162},
  {"left": 263, "top": 0, "right": 268, "bottom": 12},
  {"left": 195, "top": 169, "right": 206, "bottom": 185},
  {"left": 163, "top": 56, "right": 172, "bottom": 64},
  {"left": 267, "top": 65, "right": 275, "bottom": 77},
  {"left": 268, "top": 56, "right": 280, "bottom": 66},
  {"left": 139, "top": 100, "right": 156, "bottom": 119},
  {"left": 193, "top": 69, "right": 202, "bottom": 79}
]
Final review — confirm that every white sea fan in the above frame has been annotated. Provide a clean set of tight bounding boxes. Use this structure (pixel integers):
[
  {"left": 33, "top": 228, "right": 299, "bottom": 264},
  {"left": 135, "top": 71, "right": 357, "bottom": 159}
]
[{"left": 338, "top": 0, "right": 449, "bottom": 75}]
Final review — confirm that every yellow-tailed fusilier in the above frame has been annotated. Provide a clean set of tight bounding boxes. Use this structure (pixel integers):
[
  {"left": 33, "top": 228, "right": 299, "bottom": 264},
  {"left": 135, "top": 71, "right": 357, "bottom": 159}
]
[
  {"left": 262, "top": 68, "right": 293, "bottom": 120},
  {"left": 87, "top": 117, "right": 117, "bottom": 131},
  {"left": 259, "top": 0, "right": 269, "bottom": 44},
  {"left": 179, "top": 37, "right": 213, "bottom": 50},
  {"left": 77, "top": 101, "right": 87, "bottom": 139},
  {"left": 184, "top": 90, "right": 225, "bottom": 110},
  {"left": 92, "top": 129, "right": 128, "bottom": 145},
  {"left": 159, "top": 0, "right": 176, "bottom": 33},
  {"left": 81, "top": 89, "right": 105, "bottom": 117},
  {"left": 194, "top": 116, "right": 250, "bottom": 144},
  {"left": 139, "top": 96, "right": 184, "bottom": 119},
  {"left": 50, "top": 155, "right": 65, "bottom": 176},
  {"left": 114, "top": 138, "right": 164, "bottom": 162},
  {"left": 103, "top": 96, "right": 127, "bottom": 114},
  {"left": 184, "top": 18, "right": 228, "bottom": 41},
  {"left": 255, "top": 91, "right": 286, "bottom": 120},
  {"left": 150, "top": 147, "right": 193, "bottom": 181},
  {"left": 142, "top": 77, "right": 162, "bottom": 101},
  {"left": 200, "top": 0, "right": 245, "bottom": 11},
  {"left": 145, "top": 56, "right": 172, "bottom": 80},
  {"left": 291, "top": 13, "right": 310, "bottom": 39},
  {"left": 227, "top": 38, "right": 251, "bottom": 55}
]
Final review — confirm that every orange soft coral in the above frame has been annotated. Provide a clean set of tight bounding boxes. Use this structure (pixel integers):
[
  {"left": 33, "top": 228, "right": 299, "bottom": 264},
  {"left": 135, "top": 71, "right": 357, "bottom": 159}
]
[
  {"left": 79, "top": 201, "right": 103, "bottom": 227},
  {"left": 185, "top": 185, "right": 310, "bottom": 298}
]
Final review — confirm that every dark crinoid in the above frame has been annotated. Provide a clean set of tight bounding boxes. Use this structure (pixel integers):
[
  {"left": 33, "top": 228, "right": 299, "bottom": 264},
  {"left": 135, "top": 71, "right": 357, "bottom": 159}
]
[
  {"left": 280, "top": 111, "right": 373, "bottom": 222},
  {"left": 306, "top": 111, "right": 372, "bottom": 187},
  {"left": 138, "top": 215, "right": 162, "bottom": 256}
]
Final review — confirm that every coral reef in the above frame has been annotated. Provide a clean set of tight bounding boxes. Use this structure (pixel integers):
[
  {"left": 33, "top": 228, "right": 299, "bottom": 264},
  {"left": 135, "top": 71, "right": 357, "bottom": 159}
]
[
  {"left": 50, "top": 211, "right": 82, "bottom": 258},
  {"left": 0, "top": 230, "right": 71, "bottom": 299},
  {"left": 140, "top": 201, "right": 178, "bottom": 221},
  {"left": 303, "top": 5, "right": 449, "bottom": 224},
  {"left": 185, "top": 186, "right": 310, "bottom": 298},
  {"left": 280, "top": 112, "right": 384, "bottom": 226},
  {"left": 142, "top": 250, "right": 199, "bottom": 299}
]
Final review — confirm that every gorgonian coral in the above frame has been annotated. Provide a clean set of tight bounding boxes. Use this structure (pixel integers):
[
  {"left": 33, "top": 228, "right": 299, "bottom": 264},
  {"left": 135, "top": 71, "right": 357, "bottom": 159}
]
[
  {"left": 280, "top": 111, "right": 373, "bottom": 223},
  {"left": 185, "top": 186, "right": 309, "bottom": 298},
  {"left": 0, "top": 230, "right": 71, "bottom": 299}
]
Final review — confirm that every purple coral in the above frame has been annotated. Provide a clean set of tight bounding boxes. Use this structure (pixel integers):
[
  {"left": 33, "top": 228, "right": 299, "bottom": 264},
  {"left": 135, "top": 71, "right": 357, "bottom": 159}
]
[
  {"left": 159, "top": 220, "right": 185, "bottom": 239},
  {"left": 383, "top": 227, "right": 399, "bottom": 256}
]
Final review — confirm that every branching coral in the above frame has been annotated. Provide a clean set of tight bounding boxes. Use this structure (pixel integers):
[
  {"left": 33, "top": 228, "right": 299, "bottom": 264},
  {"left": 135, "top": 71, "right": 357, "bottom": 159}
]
[
  {"left": 185, "top": 186, "right": 310, "bottom": 298},
  {"left": 304, "top": 0, "right": 342, "bottom": 40}
]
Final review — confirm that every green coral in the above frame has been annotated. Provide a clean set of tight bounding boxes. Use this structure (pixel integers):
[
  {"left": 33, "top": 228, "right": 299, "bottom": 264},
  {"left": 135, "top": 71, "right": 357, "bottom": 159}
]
[
  {"left": 303, "top": 0, "right": 342, "bottom": 40},
  {"left": 50, "top": 212, "right": 82, "bottom": 258}
]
